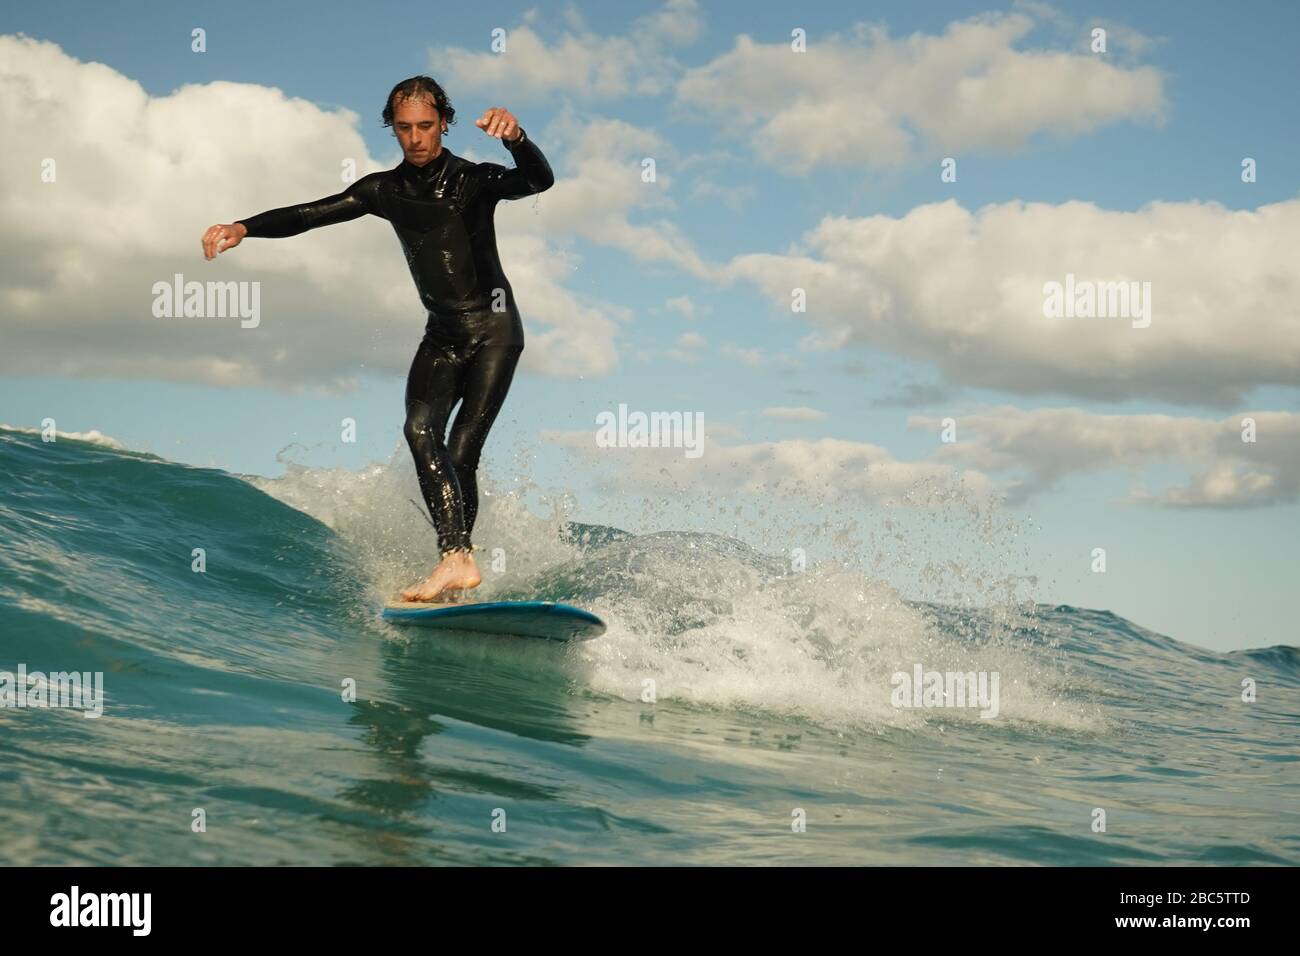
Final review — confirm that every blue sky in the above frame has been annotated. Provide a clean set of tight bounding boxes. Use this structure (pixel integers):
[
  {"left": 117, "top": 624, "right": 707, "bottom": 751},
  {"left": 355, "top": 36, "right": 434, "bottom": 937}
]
[{"left": 2, "top": 0, "right": 1298, "bottom": 651}]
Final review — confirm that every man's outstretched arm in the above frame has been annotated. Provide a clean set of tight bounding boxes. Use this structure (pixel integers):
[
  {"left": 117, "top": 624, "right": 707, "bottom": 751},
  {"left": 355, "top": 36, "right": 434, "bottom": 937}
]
[
  {"left": 237, "top": 175, "right": 380, "bottom": 238},
  {"left": 202, "top": 175, "right": 379, "bottom": 258}
]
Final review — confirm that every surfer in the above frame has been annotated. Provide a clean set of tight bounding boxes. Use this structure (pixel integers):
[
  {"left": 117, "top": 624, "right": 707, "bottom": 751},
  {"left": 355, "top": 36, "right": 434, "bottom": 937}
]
[{"left": 200, "top": 76, "right": 554, "bottom": 602}]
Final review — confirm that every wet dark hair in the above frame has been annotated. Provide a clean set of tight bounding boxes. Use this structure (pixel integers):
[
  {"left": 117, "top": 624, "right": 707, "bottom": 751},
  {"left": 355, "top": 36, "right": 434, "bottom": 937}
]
[{"left": 381, "top": 76, "right": 456, "bottom": 133}]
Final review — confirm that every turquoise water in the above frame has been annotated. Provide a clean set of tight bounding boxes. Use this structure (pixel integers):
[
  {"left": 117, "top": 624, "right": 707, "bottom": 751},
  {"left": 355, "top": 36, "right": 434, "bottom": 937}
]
[{"left": 0, "top": 425, "right": 1296, "bottom": 865}]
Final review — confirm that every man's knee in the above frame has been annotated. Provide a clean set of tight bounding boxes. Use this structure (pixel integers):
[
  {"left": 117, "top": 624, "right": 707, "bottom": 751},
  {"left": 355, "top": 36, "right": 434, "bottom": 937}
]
[{"left": 403, "top": 402, "right": 439, "bottom": 447}]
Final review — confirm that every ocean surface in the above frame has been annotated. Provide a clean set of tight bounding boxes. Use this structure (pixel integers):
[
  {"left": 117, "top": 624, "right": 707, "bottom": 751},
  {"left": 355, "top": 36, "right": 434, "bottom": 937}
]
[{"left": 1, "top": 424, "right": 1296, "bottom": 866}]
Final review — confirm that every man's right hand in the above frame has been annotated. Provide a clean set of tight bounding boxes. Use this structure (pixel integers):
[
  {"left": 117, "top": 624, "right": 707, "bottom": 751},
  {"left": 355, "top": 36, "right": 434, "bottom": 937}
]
[{"left": 202, "top": 222, "right": 247, "bottom": 259}]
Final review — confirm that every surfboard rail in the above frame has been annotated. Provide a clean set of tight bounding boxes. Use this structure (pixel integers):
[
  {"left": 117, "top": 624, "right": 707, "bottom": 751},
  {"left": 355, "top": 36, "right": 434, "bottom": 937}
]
[{"left": 381, "top": 600, "right": 606, "bottom": 642}]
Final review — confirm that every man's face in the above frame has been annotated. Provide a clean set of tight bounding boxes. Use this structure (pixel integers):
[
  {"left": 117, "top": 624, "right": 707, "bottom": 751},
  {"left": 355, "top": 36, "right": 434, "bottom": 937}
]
[{"left": 392, "top": 94, "right": 446, "bottom": 165}]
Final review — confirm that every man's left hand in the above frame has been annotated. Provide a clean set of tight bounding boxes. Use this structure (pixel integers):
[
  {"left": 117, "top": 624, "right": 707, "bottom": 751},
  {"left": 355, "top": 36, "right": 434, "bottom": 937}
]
[{"left": 476, "top": 107, "right": 520, "bottom": 143}]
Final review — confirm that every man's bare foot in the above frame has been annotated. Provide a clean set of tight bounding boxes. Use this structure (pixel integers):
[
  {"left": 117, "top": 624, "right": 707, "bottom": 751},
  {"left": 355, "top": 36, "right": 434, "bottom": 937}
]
[{"left": 401, "top": 549, "right": 482, "bottom": 603}]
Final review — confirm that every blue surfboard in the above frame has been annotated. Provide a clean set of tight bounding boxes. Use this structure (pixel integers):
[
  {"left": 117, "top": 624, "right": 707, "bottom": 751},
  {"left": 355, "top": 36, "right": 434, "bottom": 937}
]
[{"left": 382, "top": 600, "right": 606, "bottom": 642}]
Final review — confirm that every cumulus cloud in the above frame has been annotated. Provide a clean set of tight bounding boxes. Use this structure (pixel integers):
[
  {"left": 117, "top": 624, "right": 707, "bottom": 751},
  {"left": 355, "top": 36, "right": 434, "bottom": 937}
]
[
  {"left": 0, "top": 34, "right": 623, "bottom": 390},
  {"left": 432, "top": 0, "right": 704, "bottom": 102},
  {"left": 675, "top": 10, "right": 1166, "bottom": 172},
  {"left": 490, "top": 234, "right": 626, "bottom": 377},
  {"left": 543, "top": 428, "right": 994, "bottom": 507},
  {"left": 1011, "top": 1, "right": 1163, "bottom": 57},
  {"left": 543, "top": 405, "right": 1300, "bottom": 511},
  {"left": 517, "top": 113, "right": 716, "bottom": 279},
  {"left": 911, "top": 407, "right": 1300, "bottom": 507},
  {"left": 724, "top": 197, "right": 1300, "bottom": 405}
]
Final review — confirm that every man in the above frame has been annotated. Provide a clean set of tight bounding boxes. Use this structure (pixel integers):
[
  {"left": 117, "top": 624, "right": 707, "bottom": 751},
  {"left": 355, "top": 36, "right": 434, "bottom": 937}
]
[{"left": 201, "top": 76, "right": 554, "bottom": 602}]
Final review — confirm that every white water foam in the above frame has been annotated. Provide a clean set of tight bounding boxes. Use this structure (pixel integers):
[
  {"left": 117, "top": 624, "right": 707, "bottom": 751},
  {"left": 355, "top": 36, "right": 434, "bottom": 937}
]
[
  {"left": 246, "top": 444, "right": 1106, "bottom": 736},
  {"left": 0, "top": 423, "right": 127, "bottom": 450}
]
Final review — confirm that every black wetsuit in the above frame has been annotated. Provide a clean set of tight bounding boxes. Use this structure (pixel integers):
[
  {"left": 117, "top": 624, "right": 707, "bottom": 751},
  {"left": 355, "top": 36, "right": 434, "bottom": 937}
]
[{"left": 236, "top": 130, "right": 554, "bottom": 555}]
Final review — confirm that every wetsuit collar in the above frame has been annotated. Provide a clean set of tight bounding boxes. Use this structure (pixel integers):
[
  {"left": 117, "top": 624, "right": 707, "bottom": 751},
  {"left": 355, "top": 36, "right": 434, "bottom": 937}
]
[{"left": 401, "top": 146, "right": 452, "bottom": 177}]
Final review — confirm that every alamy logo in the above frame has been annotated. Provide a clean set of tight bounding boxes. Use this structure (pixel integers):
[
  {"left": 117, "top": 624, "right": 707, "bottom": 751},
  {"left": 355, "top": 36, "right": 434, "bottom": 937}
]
[
  {"left": 0, "top": 664, "right": 104, "bottom": 718},
  {"left": 1042, "top": 272, "right": 1151, "bottom": 328},
  {"left": 152, "top": 272, "right": 260, "bottom": 328},
  {"left": 595, "top": 403, "right": 704, "bottom": 459},
  {"left": 890, "top": 664, "right": 1000, "bottom": 719},
  {"left": 50, "top": 886, "right": 151, "bottom": 936}
]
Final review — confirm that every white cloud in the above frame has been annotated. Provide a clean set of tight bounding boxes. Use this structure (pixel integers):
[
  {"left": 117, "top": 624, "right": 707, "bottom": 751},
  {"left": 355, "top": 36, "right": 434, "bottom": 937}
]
[
  {"left": 632, "top": 0, "right": 708, "bottom": 47},
  {"left": 432, "top": 0, "right": 704, "bottom": 102},
  {"left": 493, "top": 234, "right": 627, "bottom": 377},
  {"left": 724, "top": 197, "right": 1300, "bottom": 405},
  {"left": 1011, "top": 1, "right": 1162, "bottom": 56},
  {"left": 911, "top": 407, "right": 1300, "bottom": 507},
  {"left": 762, "top": 406, "right": 827, "bottom": 422},
  {"left": 720, "top": 343, "right": 802, "bottom": 371},
  {"left": 547, "top": 405, "right": 1300, "bottom": 511},
  {"left": 513, "top": 113, "right": 715, "bottom": 279},
  {"left": 543, "top": 429, "right": 994, "bottom": 507},
  {"left": 675, "top": 10, "right": 1166, "bottom": 172}
]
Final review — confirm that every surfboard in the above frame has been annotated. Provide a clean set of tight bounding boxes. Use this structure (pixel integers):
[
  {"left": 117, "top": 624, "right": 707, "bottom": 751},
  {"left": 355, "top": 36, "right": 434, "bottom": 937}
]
[{"left": 381, "top": 600, "right": 606, "bottom": 642}]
